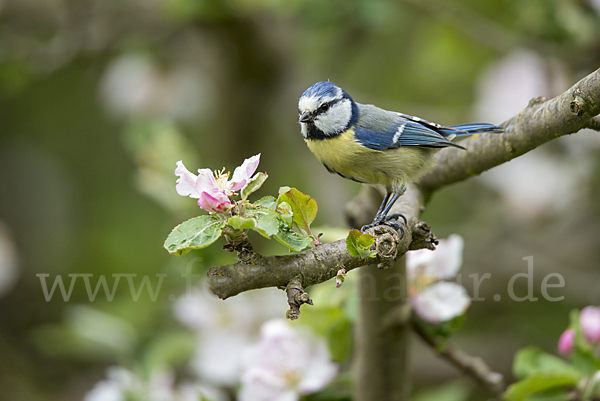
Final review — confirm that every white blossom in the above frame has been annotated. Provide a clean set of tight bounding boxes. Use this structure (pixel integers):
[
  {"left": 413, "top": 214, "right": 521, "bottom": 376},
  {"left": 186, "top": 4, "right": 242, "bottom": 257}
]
[
  {"left": 84, "top": 367, "right": 225, "bottom": 401},
  {"left": 238, "top": 319, "right": 338, "bottom": 401},
  {"left": 480, "top": 149, "right": 588, "bottom": 220},
  {"left": 406, "top": 234, "right": 464, "bottom": 284},
  {"left": 174, "top": 285, "right": 287, "bottom": 386},
  {"left": 406, "top": 235, "right": 471, "bottom": 323},
  {"left": 100, "top": 54, "right": 207, "bottom": 120},
  {"left": 411, "top": 282, "right": 471, "bottom": 324}
]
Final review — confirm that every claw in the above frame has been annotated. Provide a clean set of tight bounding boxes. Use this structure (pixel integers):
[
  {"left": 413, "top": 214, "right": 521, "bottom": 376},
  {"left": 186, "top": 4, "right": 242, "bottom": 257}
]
[
  {"left": 360, "top": 221, "right": 379, "bottom": 232},
  {"left": 360, "top": 213, "right": 406, "bottom": 239},
  {"left": 384, "top": 213, "right": 407, "bottom": 225}
]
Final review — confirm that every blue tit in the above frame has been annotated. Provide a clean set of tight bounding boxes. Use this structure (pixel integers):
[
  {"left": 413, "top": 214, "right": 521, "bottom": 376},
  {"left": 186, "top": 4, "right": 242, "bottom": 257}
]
[{"left": 298, "top": 81, "right": 503, "bottom": 232}]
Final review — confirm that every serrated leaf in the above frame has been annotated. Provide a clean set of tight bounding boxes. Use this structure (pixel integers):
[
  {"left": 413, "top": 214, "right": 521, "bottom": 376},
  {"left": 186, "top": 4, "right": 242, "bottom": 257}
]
[
  {"left": 513, "top": 347, "right": 580, "bottom": 380},
  {"left": 278, "top": 188, "right": 318, "bottom": 232},
  {"left": 241, "top": 172, "right": 268, "bottom": 200},
  {"left": 254, "top": 196, "right": 277, "bottom": 210},
  {"left": 227, "top": 215, "right": 256, "bottom": 230},
  {"left": 252, "top": 208, "right": 281, "bottom": 238},
  {"left": 164, "top": 215, "right": 225, "bottom": 255},
  {"left": 274, "top": 225, "right": 312, "bottom": 252},
  {"left": 278, "top": 186, "right": 291, "bottom": 197},
  {"left": 346, "top": 229, "right": 376, "bottom": 259},
  {"left": 277, "top": 201, "right": 293, "bottom": 227},
  {"left": 503, "top": 373, "right": 578, "bottom": 401}
]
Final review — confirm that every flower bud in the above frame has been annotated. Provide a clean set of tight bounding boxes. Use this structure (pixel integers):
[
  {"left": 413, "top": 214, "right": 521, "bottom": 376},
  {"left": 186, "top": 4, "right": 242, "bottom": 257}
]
[
  {"left": 557, "top": 328, "right": 575, "bottom": 355},
  {"left": 580, "top": 306, "right": 600, "bottom": 344}
]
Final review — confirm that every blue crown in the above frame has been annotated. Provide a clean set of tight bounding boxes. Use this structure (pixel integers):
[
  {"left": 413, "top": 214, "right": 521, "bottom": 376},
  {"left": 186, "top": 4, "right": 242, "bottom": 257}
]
[{"left": 301, "top": 81, "right": 345, "bottom": 101}]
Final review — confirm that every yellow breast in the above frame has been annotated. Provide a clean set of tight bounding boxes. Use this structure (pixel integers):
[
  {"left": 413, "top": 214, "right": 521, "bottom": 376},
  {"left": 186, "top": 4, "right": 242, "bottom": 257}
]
[{"left": 305, "top": 128, "right": 434, "bottom": 191}]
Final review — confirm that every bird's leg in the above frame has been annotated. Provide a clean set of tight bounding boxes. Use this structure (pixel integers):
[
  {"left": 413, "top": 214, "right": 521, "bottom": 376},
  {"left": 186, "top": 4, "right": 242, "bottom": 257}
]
[
  {"left": 380, "top": 184, "right": 407, "bottom": 223},
  {"left": 360, "top": 191, "right": 407, "bottom": 236},
  {"left": 361, "top": 193, "right": 391, "bottom": 231},
  {"left": 374, "top": 192, "right": 392, "bottom": 220},
  {"left": 378, "top": 193, "right": 406, "bottom": 237},
  {"left": 360, "top": 186, "right": 407, "bottom": 236}
]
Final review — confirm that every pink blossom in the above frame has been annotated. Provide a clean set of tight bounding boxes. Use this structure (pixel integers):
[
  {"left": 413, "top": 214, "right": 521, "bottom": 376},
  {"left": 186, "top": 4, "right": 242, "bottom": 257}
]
[
  {"left": 580, "top": 306, "right": 600, "bottom": 344},
  {"left": 557, "top": 328, "right": 575, "bottom": 355},
  {"left": 174, "top": 154, "right": 260, "bottom": 213}
]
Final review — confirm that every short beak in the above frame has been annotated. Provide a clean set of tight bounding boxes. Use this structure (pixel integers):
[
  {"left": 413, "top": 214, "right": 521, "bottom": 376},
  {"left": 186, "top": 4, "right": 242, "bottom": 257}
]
[{"left": 299, "top": 112, "right": 313, "bottom": 123}]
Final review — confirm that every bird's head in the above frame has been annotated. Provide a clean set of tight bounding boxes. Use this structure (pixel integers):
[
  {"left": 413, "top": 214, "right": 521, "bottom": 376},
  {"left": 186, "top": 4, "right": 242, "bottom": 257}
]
[{"left": 298, "top": 81, "right": 358, "bottom": 139}]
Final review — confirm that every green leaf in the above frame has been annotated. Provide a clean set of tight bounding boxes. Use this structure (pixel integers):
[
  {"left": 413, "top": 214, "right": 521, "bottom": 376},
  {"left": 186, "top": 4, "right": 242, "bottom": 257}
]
[
  {"left": 346, "top": 229, "right": 376, "bottom": 259},
  {"left": 277, "top": 201, "right": 294, "bottom": 227},
  {"left": 503, "top": 373, "right": 578, "bottom": 401},
  {"left": 513, "top": 347, "right": 580, "bottom": 380},
  {"left": 274, "top": 225, "right": 312, "bottom": 252},
  {"left": 571, "top": 349, "right": 600, "bottom": 376},
  {"left": 241, "top": 172, "right": 268, "bottom": 200},
  {"left": 164, "top": 215, "right": 225, "bottom": 255},
  {"left": 278, "top": 186, "right": 291, "bottom": 197},
  {"left": 227, "top": 215, "right": 256, "bottom": 230},
  {"left": 252, "top": 209, "right": 281, "bottom": 238},
  {"left": 568, "top": 309, "right": 600, "bottom": 375},
  {"left": 278, "top": 187, "right": 318, "bottom": 233},
  {"left": 254, "top": 196, "right": 277, "bottom": 210}
]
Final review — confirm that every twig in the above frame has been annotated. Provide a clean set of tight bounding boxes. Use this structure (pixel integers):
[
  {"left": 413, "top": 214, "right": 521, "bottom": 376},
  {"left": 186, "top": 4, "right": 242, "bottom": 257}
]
[
  {"left": 412, "top": 317, "right": 506, "bottom": 397},
  {"left": 285, "top": 275, "right": 313, "bottom": 320}
]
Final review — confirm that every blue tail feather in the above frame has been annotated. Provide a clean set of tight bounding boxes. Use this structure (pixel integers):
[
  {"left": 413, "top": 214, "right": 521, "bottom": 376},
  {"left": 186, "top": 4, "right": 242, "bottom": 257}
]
[{"left": 441, "top": 123, "right": 503, "bottom": 137}]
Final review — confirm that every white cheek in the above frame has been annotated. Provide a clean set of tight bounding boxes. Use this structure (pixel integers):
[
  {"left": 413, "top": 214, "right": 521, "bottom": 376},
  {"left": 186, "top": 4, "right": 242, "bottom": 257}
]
[{"left": 314, "top": 99, "right": 352, "bottom": 135}]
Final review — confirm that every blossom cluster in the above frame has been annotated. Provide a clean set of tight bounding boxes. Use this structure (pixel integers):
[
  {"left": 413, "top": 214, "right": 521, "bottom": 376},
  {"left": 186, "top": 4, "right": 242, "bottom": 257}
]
[
  {"left": 558, "top": 305, "right": 600, "bottom": 355},
  {"left": 175, "top": 154, "right": 260, "bottom": 213}
]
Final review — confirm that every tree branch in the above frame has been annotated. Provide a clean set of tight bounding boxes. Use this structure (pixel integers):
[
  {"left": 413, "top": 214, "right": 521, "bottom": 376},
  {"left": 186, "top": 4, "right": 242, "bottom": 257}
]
[
  {"left": 412, "top": 318, "right": 506, "bottom": 397},
  {"left": 418, "top": 68, "right": 600, "bottom": 196},
  {"left": 207, "top": 221, "right": 426, "bottom": 300}
]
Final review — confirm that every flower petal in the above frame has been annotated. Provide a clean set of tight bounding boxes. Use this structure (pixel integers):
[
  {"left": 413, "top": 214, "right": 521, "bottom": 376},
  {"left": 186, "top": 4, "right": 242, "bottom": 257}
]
[
  {"left": 197, "top": 190, "right": 232, "bottom": 213},
  {"left": 411, "top": 282, "right": 471, "bottom": 323},
  {"left": 406, "top": 234, "right": 464, "bottom": 283},
  {"left": 230, "top": 154, "right": 261, "bottom": 192},
  {"left": 175, "top": 161, "right": 200, "bottom": 198},
  {"left": 196, "top": 168, "right": 219, "bottom": 192},
  {"left": 580, "top": 306, "right": 600, "bottom": 344},
  {"left": 297, "top": 340, "right": 338, "bottom": 394}
]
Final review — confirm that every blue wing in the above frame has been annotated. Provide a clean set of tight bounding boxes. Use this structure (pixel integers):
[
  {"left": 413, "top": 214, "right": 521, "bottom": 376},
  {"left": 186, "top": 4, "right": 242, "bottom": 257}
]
[
  {"left": 353, "top": 117, "right": 460, "bottom": 151},
  {"left": 353, "top": 104, "right": 501, "bottom": 151}
]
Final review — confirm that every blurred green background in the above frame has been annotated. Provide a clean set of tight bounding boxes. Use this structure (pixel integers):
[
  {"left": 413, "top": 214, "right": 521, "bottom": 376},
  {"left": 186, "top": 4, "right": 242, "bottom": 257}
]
[{"left": 1, "top": 0, "right": 600, "bottom": 400}]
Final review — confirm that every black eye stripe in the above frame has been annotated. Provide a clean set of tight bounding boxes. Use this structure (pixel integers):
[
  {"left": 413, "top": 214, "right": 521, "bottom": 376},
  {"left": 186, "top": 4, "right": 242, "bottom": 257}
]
[{"left": 317, "top": 98, "right": 342, "bottom": 113}]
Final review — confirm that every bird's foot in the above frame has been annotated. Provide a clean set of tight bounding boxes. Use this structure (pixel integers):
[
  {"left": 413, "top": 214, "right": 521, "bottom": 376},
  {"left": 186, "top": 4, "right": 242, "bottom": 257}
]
[
  {"left": 361, "top": 213, "right": 407, "bottom": 239},
  {"left": 384, "top": 213, "right": 407, "bottom": 226}
]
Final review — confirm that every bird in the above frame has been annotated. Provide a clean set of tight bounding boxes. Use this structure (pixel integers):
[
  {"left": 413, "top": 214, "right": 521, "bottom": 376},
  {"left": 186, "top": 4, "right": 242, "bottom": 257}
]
[{"left": 297, "top": 81, "right": 503, "bottom": 233}]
